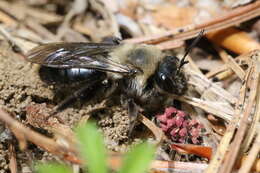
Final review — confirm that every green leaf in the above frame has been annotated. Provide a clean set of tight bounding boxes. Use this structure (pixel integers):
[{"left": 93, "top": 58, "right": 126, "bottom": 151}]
[
  {"left": 75, "top": 122, "right": 108, "bottom": 173},
  {"left": 36, "top": 163, "right": 72, "bottom": 173},
  {"left": 118, "top": 142, "right": 155, "bottom": 173}
]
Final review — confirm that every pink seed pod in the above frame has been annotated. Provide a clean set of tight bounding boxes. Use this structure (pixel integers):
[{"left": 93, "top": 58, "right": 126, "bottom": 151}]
[
  {"left": 170, "top": 128, "right": 179, "bottom": 136},
  {"left": 179, "top": 128, "right": 188, "bottom": 137},
  {"left": 160, "top": 124, "right": 169, "bottom": 132},
  {"left": 156, "top": 114, "right": 168, "bottom": 123},
  {"left": 182, "top": 120, "right": 189, "bottom": 128},
  {"left": 175, "top": 116, "right": 184, "bottom": 127},
  {"left": 189, "top": 119, "right": 198, "bottom": 126},
  {"left": 156, "top": 106, "right": 204, "bottom": 144},
  {"left": 178, "top": 138, "right": 185, "bottom": 143},
  {"left": 191, "top": 137, "right": 199, "bottom": 144},
  {"left": 177, "top": 110, "right": 186, "bottom": 117},
  {"left": 191, "top": 128, "right": 200, "bottom": 138},
  {"left": 167, "top": 119, "right": 175, "bottom": 128},
  {"left": 165, "top": 107, "right": 177, "bottom": 117}
]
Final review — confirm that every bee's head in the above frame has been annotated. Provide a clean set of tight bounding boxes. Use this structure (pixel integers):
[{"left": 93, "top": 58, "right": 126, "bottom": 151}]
[
  {"left": 155, "top": 55, "right": 187, "bottom": 95},
  {"left": 154, "top": 29, "right": 204, "bottom": 95}
]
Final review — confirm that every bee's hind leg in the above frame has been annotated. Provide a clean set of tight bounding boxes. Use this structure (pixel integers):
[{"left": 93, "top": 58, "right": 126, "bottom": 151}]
[
  {"left": 50, "top": 83, "right": 99, "bottom": 115},
  {"left": 127, "top": 98, "right": 140, "bottom": 136},
  {"left": 50, "top": 79, "right": 115, "bottom": 116}
]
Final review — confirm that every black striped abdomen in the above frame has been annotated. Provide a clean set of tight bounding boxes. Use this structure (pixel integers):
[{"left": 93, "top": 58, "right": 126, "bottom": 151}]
[{"left": 39, "top": 66, "right": 106, "bottom": 84}]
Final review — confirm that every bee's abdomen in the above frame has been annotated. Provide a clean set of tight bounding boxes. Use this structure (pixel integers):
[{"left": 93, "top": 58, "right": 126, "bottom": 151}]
[{"left": 39, "top": 66, "right": 105, "bottom": 84}]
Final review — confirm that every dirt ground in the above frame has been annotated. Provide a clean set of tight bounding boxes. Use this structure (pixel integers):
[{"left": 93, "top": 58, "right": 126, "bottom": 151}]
[{"left": 0, "top": 40, "right": 137, "bottom": 172}]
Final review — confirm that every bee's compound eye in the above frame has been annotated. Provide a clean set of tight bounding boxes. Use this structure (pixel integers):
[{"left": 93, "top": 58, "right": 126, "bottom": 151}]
[
  {"left": 155, "top": 56, "right": 187, "bottom": 95},
  {"left": 155, "top": 72, "right": 173, "bottom": 92},
  {"left": 155, "top": 72, "right": 186, "bottom": 95}
]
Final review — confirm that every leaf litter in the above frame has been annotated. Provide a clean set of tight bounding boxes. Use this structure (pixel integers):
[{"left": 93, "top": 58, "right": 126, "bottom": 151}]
[{"left": 0, "top": 0, "right": 259, "bottom": 172}]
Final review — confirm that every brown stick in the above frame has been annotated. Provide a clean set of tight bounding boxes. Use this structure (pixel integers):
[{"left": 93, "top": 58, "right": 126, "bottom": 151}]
[
  {"left": 125, "top": 1, "right": 260, "bottom": 45},
  {"left": 205, "top": 58, "right": 249, "bottom": 173},
  {"left": 0, "top": 108, "right": 82, "bottom": 164},
  {"left": 219, "top": 49, "right": 260, "bottom": 173},
  {"left": 8, "top": 143, "right": 17, "bottom": 173}
]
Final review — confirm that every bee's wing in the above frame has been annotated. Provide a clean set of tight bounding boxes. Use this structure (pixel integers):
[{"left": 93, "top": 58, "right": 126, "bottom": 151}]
[{"left": 27, "top": 42, "right": 136, "bottom": 74}]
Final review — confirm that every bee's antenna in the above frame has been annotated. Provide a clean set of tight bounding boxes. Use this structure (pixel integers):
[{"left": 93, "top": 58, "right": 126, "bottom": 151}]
[{"left": 178, "top": 29, "right": 205, "bottom": 72}]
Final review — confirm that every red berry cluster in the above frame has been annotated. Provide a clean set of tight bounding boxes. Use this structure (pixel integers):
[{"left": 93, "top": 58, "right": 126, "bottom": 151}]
[{"left": 156, "top": 107, "right": 204, "bottom": 144}]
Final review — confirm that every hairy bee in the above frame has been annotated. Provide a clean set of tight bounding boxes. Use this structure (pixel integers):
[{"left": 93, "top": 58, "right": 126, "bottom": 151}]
[{"left": 26, "top": 33, "right": 203, "bottom": 133}]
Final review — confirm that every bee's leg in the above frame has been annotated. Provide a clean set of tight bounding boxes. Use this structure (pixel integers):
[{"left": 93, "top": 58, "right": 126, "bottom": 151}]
[
  {"left": 50, "top": 81, "right": 101, "bottom": 115},
  {"left": 51, "top": 78, "right": 117, "bottom": 115},
  {"left": 127, "top": 98, "right": 140, "bottom": 136},
  {"left": 51, "top": 79, "right": 116, "bottom": 115}
]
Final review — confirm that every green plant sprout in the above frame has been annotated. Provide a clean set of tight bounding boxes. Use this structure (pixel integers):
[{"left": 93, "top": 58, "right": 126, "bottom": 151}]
[{"left": 36, "top": 122, "right": 155, "bottom": 173}]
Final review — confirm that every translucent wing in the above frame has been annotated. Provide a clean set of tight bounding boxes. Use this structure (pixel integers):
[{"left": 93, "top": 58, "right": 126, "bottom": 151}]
[{"left": 27, "top": 42, "right": 136, "bottom": 75}]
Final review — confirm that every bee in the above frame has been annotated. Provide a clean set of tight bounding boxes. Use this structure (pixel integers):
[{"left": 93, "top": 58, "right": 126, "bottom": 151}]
[{"left": 26, "top": 31, "right": 203, "bottom": 134}]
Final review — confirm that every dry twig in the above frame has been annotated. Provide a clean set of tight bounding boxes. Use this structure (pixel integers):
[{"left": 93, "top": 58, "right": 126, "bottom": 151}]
[
  {"left": 8, "top": 143, "right": 17, "bottom": 173},
  {"left": 238, "top": 131, "right": 260, "bottom": 173},
  {"left": 214, "top": 46, "right": 245, "bottom": 80},
  {"left": 0, "top": 108, "right": 82, "bottom": 164},
  {"left": 206, "top": 50, "right": 260, "bottom": 173},
  {"left": 138, "top": 114, "right": 166, "bottom": 144},
  {"left": 126, "top": 1, "right": 260, "bottom": 46}
]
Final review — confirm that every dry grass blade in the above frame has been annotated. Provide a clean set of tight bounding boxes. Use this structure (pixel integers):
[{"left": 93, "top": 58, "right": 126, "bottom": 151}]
[
  {"left": 177, "top": 95, "right": 233, "bottom": 121},
  {"left": 206, "top": 65, "right": 231, "bottom": 79},
  {"left": 0, "top": 25, "right": 23, "bottom": 54},
  {"left": 205, "top": 65, "right": 247, "bottom": 173},
  {"left": 26, "top": 104, "right": 78, "bottom": 150},
  {"left": 181, "top": 66, "right": 237, "bottom": 121},
  {"left": 219, "top": 53, "right": 259, "bottom": 173},
  {"left": 126, "top": 1, "right": 260, "bottom": 45},
  {"left": 138, "top": 114, "right": 166, "bottom": 144},
  {"left": 8, "top": 143, "right": 17, "bottom": 173},
  {"left": 108, "top": 153, "right": 208, "bottom": 172},
  {"left": 0, "top": 10, "right": 17, "bottom": 26},
  {"left": 0, "top": 108, "right": 82, "bottom": 164},
  {"left": 238, "top": 131, "right": 260, "bottom": 173},
  {"left": 0, "top": 1, "right": 63, "bottom": 25},
  {"left": 215, "top": 46, "right": 245, "bottom": 80},
  {"left": 241, "top": 52, "right": 260, "bottom": 151},
  {"left": 187, "top": 69, "right": 237, "bottom": 104},
  {"left": 24, "top": 19, "right": 57, "bottom": 42},
  {"left": 156, "top": 40, "right": 184, "bottom": 50},
  {"left": 150, "top": 160, "right": 208, "bottom": 173},
  {"left": 206, "top": 50, "right": 259, "bottom": 80},
  {"left": 206, "top": 50, "right": 260, "bottom": 173}
]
